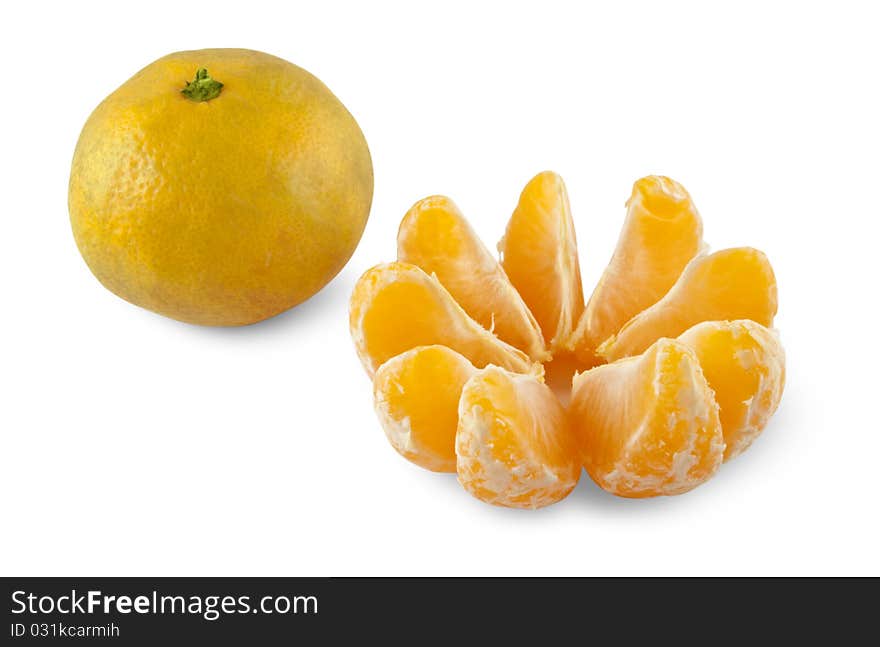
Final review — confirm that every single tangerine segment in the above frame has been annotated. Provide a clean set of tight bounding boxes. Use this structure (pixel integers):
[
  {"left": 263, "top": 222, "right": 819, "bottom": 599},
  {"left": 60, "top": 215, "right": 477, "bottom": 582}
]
[
  {"left": 498, "top": 171, "right": 584, "bottom": 352},
  {"left": 350, "top": 262, "right": 534, "bottom": 377},
  {"left": 374, "top": 345, "right": 477, "bottom": 472},
  {"left": 570, "top": 176, "right": 704, "bottom": 365},
  {"left": 569, "top": 338, "right": 724, "bottom": 498},
  {"left": 597, "top": 247, "right": 778, "bottom": 362},
  {"left": 456, "top": 366, "right": 580, "bottom": 509},
  {"left": 398, "top": 196, "right": 548, "bottom": 361},
  {"left": 677, "top": 320, "right": 785, "bottom": 460}
]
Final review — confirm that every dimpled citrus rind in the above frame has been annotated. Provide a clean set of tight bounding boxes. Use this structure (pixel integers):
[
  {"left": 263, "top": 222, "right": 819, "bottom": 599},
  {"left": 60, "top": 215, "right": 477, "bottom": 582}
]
[{"left": 70, "top": 48, "right": 373, "bottom": 325}]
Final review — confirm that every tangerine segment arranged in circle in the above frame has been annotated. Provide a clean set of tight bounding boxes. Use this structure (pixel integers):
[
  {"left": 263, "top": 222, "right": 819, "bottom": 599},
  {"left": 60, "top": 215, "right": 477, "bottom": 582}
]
[
  {"left": 570, "top": 176, "right": 704, "bottom": 366},
  {"left": 397, "top": 196, "right": 547, "bottom": 361},
  {"left": 456, "top": 366, "right": 580, "bottom": 509},
  {"left": 569, "top": 338, "right": 724, "bottom": 498},
  {"left": 349, "top": 262, "right": 534, "bottom": 377},
  {"left": 349, "top": 172, "right": 786, "bottom": 508},
  {"left": 597, "top": 247, "right": 778, "bottom": 362},
  {"left": 676, "top": 320, "right": 785, "bottom": 460},
  {"left": 373, "top": 345, "right": 477, "bottom": 473},
  {"left": 498, "top": 171, "right": 584, "bottom": 352}
]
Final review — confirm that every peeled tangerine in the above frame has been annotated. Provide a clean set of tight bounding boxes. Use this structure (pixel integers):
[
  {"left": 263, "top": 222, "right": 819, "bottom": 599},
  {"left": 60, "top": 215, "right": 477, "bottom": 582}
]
[
  {"left": 350, "top": 172, "right": 785, "bottom": 508},
  {"left": 570, "top": 338, "right": 724, "bottom": 498},
  {"left": 456, "top": 367, "right": 580, "bottom": 508}
]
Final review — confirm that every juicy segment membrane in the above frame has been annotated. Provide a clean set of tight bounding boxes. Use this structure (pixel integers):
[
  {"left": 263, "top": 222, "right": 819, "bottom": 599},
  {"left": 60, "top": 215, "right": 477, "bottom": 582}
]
[
  {"left": 349, "top": 262, "right": 534, "bottom": 377},
  {"left": 398, "top": 196, "right": 548, "bottom": 361},
  {"left": 570, "top": 176, "right": 704, "bottom": 365},
  {"left": 456, "top": 366, "right": 580, "bottom": 509},
  {"left": 676, "top": 320, "right": 785, "bottom": 460},
  {"left": 570, "top": 338, "right": 724, "bottom": 498},
  {"left": 373, "top": 345, "right": 477, "bottom": 472},
  {"left": 597, "top": 247, "right": 778, "bottom": 362}
]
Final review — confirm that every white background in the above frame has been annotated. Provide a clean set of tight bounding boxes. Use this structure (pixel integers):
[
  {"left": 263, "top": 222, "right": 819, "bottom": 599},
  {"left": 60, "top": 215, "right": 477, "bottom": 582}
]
[{"left": 1, "top": 1, "right": 877, "bottom": 576}]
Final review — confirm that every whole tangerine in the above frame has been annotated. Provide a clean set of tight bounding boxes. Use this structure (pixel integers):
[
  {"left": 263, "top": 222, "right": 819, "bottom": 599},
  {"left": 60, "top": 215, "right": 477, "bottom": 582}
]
[{"left": 69, "top": 48, "right": 373, "bottom": 325}]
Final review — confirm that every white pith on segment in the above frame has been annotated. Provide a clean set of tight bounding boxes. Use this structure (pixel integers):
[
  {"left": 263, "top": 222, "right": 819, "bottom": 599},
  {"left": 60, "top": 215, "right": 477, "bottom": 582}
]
[
  {"left": 573, "top": 339, "right": 724, "bottom": 497},
  {"left": 676, "top": 319, "right": 786, "bottom": 461},
  {"left": 455, "top": 367, "right": 578, "bottom": 509},
  {"left": 371, "top": 345, "right": 476, "bottom": 473}
]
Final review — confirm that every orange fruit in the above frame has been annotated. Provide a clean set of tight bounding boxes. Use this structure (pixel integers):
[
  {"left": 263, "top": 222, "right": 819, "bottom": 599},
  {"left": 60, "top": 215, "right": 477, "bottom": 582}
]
[
  {"left": 597, "top": 247, "right": 778, "bottom": 362},
  {"left": 498, "top": 172, "right": 584, "bottom": 352},
  {"left": 677, "top": 320, "right": 785, "bottom": 460},
  {"left": 456, "top": 367, "right": 580, "bottom": 508},
  {"left": 373, "top": 345, "right": 477, "bottom": 472},
  {"left": 570, "top": 176, "right": 704, "bottom": 365},
  {"left": 349, "top": 262, "right": 534, "bottom": 377},
  {"left": 69, "top": 49, "right": 372, "bottom": 325},
  {"left": 398, "top": 196, "right": 547, "bottom": 361},
  {"left": 569, "top": 338, "right": 724, "bottom": 497}
]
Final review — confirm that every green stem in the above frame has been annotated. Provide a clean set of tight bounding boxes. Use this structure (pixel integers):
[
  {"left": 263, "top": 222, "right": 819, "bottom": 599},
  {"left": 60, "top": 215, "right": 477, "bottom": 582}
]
[{"left": 181, "top": 68, "right": 223, "bottom": 102}]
